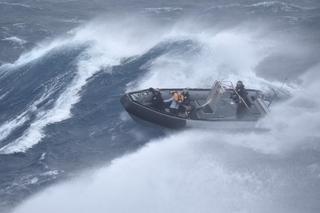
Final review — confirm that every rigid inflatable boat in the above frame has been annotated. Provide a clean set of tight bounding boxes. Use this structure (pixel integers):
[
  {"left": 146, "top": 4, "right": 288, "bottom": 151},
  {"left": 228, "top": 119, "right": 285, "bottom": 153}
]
[{"left": 120, "top": 81, "right": 270, "bottom": 129}]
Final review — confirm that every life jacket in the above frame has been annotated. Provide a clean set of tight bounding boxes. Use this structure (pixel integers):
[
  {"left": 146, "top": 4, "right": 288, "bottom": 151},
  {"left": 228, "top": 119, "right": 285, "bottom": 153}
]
[{"left": 173, "top": 92, "right": 184, "bottom": 103}]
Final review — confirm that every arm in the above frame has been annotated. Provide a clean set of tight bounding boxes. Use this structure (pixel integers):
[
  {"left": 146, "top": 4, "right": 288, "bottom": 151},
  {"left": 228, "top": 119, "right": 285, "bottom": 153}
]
[{"left": 164, "top": 97, "right": 173, "bottom": 103}]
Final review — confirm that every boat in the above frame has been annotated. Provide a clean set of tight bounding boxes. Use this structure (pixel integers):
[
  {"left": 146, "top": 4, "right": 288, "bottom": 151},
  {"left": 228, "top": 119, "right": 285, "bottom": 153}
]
[{"left": 120, "top": 81, "right": 270, "bottom": 130}]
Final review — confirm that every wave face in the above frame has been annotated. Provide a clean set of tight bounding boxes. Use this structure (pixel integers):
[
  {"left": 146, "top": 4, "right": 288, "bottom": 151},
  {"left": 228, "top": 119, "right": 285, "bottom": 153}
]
[{"left": 1, "top": 0, "right": 320, "bottom": 212}]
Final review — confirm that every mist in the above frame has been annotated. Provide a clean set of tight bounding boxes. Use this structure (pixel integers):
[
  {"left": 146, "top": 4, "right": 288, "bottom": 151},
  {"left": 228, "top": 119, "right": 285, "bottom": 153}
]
[{"left": 8, "top": 11, "right": 320, "bottom": 213}]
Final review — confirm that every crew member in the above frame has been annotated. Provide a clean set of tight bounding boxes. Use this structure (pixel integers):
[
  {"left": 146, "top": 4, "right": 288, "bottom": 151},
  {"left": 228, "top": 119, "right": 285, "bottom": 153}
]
[
  {"left": 231, "top": 81, "right": 251, "bottom": 118},
  {"left": 179, "top": 89, "right": 192, "bottom": 115},
  {"left": 149, "top": 87, "right": 165, "bottom": 111},
  {"left": 164, "top": 91, "right": 184, "bottom": 114}
]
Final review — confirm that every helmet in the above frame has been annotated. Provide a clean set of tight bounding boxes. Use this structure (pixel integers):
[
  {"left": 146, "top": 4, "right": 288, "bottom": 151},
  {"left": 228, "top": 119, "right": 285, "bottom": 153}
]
[
  {"left": 182, "top": 89, "right": 189, "bottom": 94},
  {"left": 236, "top": 81, "right": 244, "bottom": 87}
]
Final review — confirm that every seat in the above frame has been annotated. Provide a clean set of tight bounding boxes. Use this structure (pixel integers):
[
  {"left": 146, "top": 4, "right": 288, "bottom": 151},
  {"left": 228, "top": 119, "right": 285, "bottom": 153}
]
[{"left": 196, "top": 81, "right": 225, "bottom": 113}]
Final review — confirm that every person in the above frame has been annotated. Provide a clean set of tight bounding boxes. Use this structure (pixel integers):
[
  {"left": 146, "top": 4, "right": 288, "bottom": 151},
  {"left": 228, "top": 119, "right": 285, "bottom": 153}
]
[
  {"left": 231, "top": 81, "right": 251, "bottom": 118},
  {"left": 149, "top": 87, "right": 165, "bottom": 111},
  {"left": 164, "top": 91, "right": 184, "bottom": 114},
  {"left": 179, "top": 89, "right": 192, "bottom": 115},
  {"left": 182, "top": 89, "right": 190, "bottom": 105}
]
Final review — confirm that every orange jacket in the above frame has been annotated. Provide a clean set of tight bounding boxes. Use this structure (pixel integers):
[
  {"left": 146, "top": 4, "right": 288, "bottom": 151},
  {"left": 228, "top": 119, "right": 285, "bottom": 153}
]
[{"left": 173, "top": 92, "right": 184, "bottom": 103}]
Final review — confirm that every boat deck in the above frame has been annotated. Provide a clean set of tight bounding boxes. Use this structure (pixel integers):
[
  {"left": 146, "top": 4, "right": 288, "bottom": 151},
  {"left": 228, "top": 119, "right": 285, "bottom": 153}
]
[{"left": 129, "top": 88, "right": 267, "bottom": 121}]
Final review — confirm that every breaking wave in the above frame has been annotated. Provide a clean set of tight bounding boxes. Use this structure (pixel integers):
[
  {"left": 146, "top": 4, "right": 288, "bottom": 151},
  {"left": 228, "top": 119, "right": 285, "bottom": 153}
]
[
  {"left": 9, "top": 14, "right": 320, "bottom": 213},
  {"left": 0, "top": 17, "right": 168, "bottom": 154}
]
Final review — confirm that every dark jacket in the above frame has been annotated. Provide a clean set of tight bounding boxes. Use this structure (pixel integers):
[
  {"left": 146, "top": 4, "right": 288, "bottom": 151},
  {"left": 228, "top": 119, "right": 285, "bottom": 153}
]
[
  {"left": 231, "top": 85, "right": 251, "bottom": 107},
  {"left": 149, "top": 88, "right": 165, "bottom": 110}
]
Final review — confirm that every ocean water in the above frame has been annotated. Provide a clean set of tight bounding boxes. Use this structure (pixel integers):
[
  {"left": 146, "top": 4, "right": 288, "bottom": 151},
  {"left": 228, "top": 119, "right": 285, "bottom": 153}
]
[{"left": 1, "top": 0, "right": 320, "bottom": 212}]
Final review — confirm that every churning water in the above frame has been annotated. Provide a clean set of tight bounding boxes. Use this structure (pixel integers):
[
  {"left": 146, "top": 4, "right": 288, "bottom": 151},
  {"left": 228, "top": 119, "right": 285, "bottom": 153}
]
[{"left": 1, "top": 1, "right": 320, "bottom": 212}]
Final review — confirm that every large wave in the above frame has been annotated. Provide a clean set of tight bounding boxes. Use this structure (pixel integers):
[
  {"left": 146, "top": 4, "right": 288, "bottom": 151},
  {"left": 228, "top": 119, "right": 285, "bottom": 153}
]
[
  {"left": 8, "top": 14, "right": 320, "bottom": 213},
  {"left": 0, "top": 17, "right": 168, "bottom": 154}
]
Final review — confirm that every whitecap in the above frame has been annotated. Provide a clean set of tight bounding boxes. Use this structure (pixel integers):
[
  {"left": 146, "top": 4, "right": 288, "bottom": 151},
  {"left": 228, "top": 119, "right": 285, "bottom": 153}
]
[
  {"left": 2, "top": 36, "right": 27, "bottom": 45},
  {"left": 0, "top": 2, "right": 31, "bottom": 8}
]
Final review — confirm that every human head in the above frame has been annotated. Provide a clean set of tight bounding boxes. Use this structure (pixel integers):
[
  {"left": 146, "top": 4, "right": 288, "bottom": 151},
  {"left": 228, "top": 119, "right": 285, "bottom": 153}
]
[
  {"left": 182, "top": 89, "right": 189, "bottom": 95},
  {"left": 236, "top": 81, "right": 243, "bottom": 87}
]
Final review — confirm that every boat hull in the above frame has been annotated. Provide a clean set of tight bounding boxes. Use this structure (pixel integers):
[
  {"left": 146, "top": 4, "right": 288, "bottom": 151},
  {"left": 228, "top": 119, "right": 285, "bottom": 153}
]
[
  {"left": 120, "top": 94, "right": 187, "bottom": 129},
  {"left": 120, "top": 93, "right": 266, "bottom": 130}
]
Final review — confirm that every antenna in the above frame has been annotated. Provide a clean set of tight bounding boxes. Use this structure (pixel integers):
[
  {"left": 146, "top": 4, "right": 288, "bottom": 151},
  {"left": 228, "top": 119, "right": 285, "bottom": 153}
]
[{"left": 268, "top": 76, "right": 288, "bottom": 107}]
